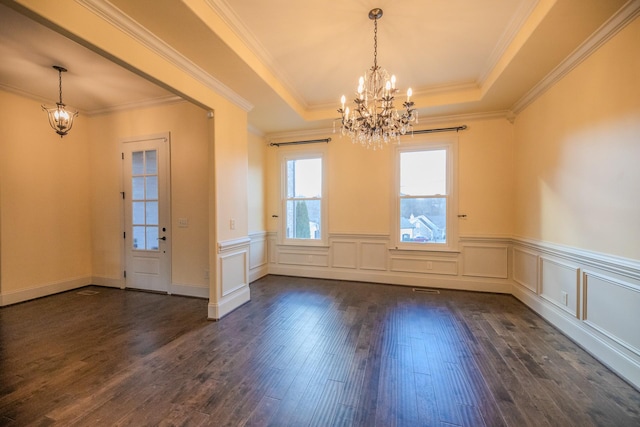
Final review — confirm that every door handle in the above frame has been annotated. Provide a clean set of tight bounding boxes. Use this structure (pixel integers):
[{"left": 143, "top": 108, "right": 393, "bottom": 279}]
[{"left": 158, "top": 236, "right": 166, "bottom": 241}]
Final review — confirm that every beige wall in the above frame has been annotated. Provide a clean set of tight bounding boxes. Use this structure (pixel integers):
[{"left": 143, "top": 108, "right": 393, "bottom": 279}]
[
  {"left": 513, "top": 16, "right": 640, "bottom": 259},
  {"left": 0, "top": 90, "right": 92, "bottom": 293},
  {"left": 89, "top": 101, "right": 210, "bottom": 288},
  {"left": 247, "top": 131, "right": 267, "bottom": 233},
  {"left": 266, "top": 117, "right": 514, "bottom": 239}
]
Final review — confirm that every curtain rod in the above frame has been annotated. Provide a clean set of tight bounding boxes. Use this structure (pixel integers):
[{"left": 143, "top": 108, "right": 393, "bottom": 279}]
[
  {"left": 413, "top": 125, "right": 467, "bottom": 134},
  {"left": 269, "top": 138, "right": 331, "bottom": 147},
  {"left": 268, "top": 125, "right": 465, "bottom": 147}
]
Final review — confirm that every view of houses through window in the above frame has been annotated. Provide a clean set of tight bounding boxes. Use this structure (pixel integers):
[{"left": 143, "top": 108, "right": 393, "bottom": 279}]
[{"left": 399, "top": 148, "right": 448, "bottom": 245}]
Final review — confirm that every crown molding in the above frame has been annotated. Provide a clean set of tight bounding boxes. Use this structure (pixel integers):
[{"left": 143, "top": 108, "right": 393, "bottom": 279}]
[
  {"left": 511, "top": 0, "right": 640, "bottom": 115},
  {"left": 264, "top": 110, "right": 512, "bottom": 141},
  {"left": 205, "top": 0, "right": 308, "bottom": 108},
  {"left": 76, "top": 0, "right": 253, "bottom": 112},
  {"left": 477, "top": 0, "right": 540, "bottom": 86},
  {"left": 85, "top": 95, "right": 185, "bottom": 116}
]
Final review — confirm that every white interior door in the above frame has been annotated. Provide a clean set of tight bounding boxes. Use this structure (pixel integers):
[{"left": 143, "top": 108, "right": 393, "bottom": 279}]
[{"left": 122, "top": 134, "right": 171, "bottom": 293}]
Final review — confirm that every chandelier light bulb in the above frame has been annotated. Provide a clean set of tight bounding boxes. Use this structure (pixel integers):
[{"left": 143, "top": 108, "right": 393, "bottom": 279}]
[{"left": 336, "top": 8, "right": 417, "bottom": 150}]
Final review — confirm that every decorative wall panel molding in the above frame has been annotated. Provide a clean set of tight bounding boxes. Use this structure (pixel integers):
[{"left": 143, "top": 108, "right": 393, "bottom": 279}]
[
  {"left": 220, "top": 250, "right": 248, "bottom": 297},
  {"left": 513, "top": 247, "right": 539, "bottom": 293},
  {"left": 390, "top": 256, "right": 458, "bottom": 276},
  {"left": 462, "top": 245, "right": 508, "bottom": 278},
  {"left": 511, "top": 237, "right": 640, "bottom": 389},
  {"left": 248, "top": 232, "right": 269, "bottom": 282},
  {"left": 583, "top": 270, "right": 640, "bottom": 357},
  {"left": 360, "top": 241, "right": 388, "bottom": 271},
  {"left": 331, "top": 241, "right": 358, "bottom": 269},
  {"left": 540, "top": 257, "right": 580, "bottom": 317}
]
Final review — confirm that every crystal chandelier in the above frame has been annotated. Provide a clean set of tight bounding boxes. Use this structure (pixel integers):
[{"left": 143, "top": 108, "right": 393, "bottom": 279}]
[
  {"left": 337, "top": 8, "right": 417, "bottom": 150},
  {"left": 42, "top": 65, "right": 78, "bottom": 138}
]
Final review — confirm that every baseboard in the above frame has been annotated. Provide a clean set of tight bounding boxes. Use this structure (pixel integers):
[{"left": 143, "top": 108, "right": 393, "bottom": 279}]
[
  {"left": 91, "top": 276, "right": 123, "bottom": 289},
  {"left": 0, "top": 276, "right": 92, "bottom": 306},
  {"left": 249, "top": 263, "right": 269, "bottom": 283},
  {"left": 208, "top": 285, "right": 250, "bottom": 320},
  {"left": 512, "top": 283, "right": 640, "bottom": 390},
  {"left": 171, "top": 283, "right": 209, "bottom": 299},
  {"left": 267, "top": 264, "right": 511, "bottom": 293}
]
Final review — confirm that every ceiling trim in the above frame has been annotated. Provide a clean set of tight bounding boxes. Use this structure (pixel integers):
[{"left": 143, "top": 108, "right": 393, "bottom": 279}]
[
  {"left": 511, "top": 0, "right": 640, "bottom": 115},
  {"left": 76, "top": 0, "right": 254, "bottom": 112},
  {"left": 205, "top": 0, "right": 307, "bottom": 109},
  {"left": 0, "top": 80, "right": 185, "bottom": 116},
  {"left": 265, "top": 110, "right": 511, "bottom": 142},
  {"left": 86, "top": 95, "right": 186, "bottom": 116},
  {"left": 477, "top": 0, "right": 540, "bottom": 86}
]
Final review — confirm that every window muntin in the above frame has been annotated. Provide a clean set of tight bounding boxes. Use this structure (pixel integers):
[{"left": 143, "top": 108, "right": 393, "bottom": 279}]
[{"left": 397, "top": 142, "right": 456, "bottom": 250}]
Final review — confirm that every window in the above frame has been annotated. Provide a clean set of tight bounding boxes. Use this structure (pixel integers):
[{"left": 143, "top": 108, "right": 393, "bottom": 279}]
[
  {"left": 131, "top": 149, "right": 159, "bottom": 251},
  {"left": 281, "top": 149, "right": 327, "bottom": 244},
  {"left": 396, "top": 138, "right": 457, "bottom": 250}
]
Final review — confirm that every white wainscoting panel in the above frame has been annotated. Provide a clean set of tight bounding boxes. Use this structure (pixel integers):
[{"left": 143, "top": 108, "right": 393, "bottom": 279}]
[
  {"left": 513, "top": 248, "right": 538, "bottom": 293},
  {"left": 220, "top": 251, "right": 248, "bottom": 297},
  {"left": 360, "top": 241, "right": 388, "bottom": 271},
  {"left": 278, "top": 251, "right": 329, "bottom": 267},
  {"left": 268, "top": 236, "right": 278, "bottom": 264},
  {"left": 390, "top": 256, "right": 458, "bottom": 276},
  {"left": 210, "top": 237, "right": 251, "bottom": 320},
  {"left": 462, "top": 245, "right": 508, "bottom": 278},
  {"left": 331, "top": 241, "right": 358, "bottom": 269},
  {"left": 540, "top": 257, "right": 580, "bottom": 317},
  {"left": 249, "top": 232, "right": 269, "bottom": 282},
  {"left": 583, "top": 271, "right": 640, "bottom": 357}
]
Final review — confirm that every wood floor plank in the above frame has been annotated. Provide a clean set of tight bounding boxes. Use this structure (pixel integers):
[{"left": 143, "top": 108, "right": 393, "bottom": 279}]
[{"left": 0, "top": 279, "right": 638, "bottom": 426}]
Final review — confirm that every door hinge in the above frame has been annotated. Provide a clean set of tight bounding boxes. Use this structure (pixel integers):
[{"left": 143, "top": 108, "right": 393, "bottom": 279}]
[
  {"left": 123, "top": 231, "right": 126, "bottom": 239},
  {"left": 121, "top": 152, "right": 124, "bottom": 160},
  {"left": 124, "top": 270, "right": 127, "bottom": 278},
  {"left": 121, "top": 191, "right": 125, "bottom": 200}
]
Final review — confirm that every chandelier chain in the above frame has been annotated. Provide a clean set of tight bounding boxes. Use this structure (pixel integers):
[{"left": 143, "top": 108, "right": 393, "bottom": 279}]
[
  {"left": 58, "top": 69, "right": 63, "bottom": 104},
  {"left": 373, "top": 18, "right": 378, "bottom": 69}
]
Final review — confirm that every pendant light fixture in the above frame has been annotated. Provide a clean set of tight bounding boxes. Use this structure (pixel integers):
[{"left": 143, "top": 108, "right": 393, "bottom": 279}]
[
  {"left": 42, "top": 65, "right": 78, "bottom": 138},
  {"left": 337, "top": 8, "right": 417, "bottom": 150}
]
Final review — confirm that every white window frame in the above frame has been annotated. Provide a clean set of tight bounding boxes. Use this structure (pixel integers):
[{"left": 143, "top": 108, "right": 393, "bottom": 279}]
[
  {"left": 393, "top": 135, "right": 458, "bottom": 252},
  {"left": 278, "top": 145, "right": 328, "bottom": 246}
]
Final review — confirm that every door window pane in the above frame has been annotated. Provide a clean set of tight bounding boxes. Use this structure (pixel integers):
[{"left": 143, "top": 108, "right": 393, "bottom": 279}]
[
  {"left": 145, "top": 150, "right": 157, "bottom": 174},
  {"left": 146, "top": 176, "right": 158, "bottom": 199},
  {"left": 132, "top": 151, "right": 144, "bottom": 174},
  {"left": 133, "top": 226, "right": 146, "bottom": 250},
  {"left": 145, "top": 201, "right": 158, "bottom": 225},
  {"left": 132, "top": 202, "right": 145, "bottom": 225},
  {"left": 146, "top": 226, "right": 159, "bottom": 250},
  {"left": 132, "top": 177, "right": 145, "bottom": 199}
]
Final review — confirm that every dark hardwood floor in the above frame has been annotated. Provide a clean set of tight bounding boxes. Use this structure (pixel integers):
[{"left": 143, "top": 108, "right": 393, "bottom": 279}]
[{"left": 1, "top": 276, "right": 639, "bottom": 426}]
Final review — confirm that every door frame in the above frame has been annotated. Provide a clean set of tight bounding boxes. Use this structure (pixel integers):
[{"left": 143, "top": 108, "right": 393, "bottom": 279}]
[{"left": 120, "top": 132, "right": 172, "bottom": 293}]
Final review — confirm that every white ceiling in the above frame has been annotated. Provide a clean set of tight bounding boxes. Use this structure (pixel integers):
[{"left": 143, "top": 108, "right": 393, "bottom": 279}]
[{"left": 0, "top": 0, "right": 631, "bottom": 135}]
